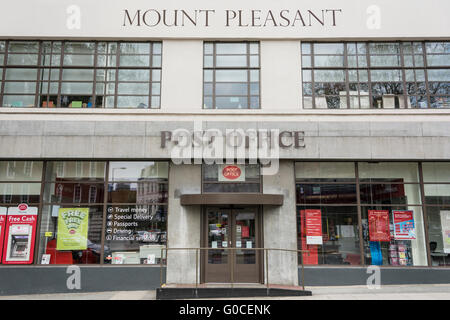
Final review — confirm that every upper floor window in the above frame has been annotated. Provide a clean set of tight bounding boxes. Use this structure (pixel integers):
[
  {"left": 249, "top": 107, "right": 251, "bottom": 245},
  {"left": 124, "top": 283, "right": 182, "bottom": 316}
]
[
  {"left": 0, "top": 41, "right": 162, "bottom": 109},
  {"left": 203, "top": 42, "right": 260, "bottom": 109},
  {"left": 301, "top": 41, "right": 449, "bottom": 109}
]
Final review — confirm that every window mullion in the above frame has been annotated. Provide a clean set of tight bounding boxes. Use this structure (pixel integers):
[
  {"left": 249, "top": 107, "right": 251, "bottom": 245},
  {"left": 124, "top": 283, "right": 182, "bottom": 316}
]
[{"left": 0, "top": 41, "right": 8, "bottom": 107}]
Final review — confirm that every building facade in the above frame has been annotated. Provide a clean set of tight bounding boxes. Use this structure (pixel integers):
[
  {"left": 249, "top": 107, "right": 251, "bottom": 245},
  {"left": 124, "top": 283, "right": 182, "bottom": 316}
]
[{"left": 0, "top": 0, "right": 449, "bottom": 294}]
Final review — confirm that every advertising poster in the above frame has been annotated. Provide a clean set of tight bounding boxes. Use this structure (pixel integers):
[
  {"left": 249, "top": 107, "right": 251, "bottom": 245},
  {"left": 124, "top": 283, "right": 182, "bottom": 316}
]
[
  {"left": 218, "top": 164, "right": 245, "bottom": 182},
  {"left": 241, "top": 226, "right": 249, "bottom": 238},
  {"left": 393, "top": 210, "right": 416, "bottom": 240},
  {"left": 300, "top": 210, "right": 318, "bottom": 265},
  {"left": 57, "top": 208, "right": 89, "bottom": 251},
  {"left": 368, "top": 210, "right": 391, "bottom": 242},
  {"left": 440, "top": 211, "right": 450, "bottom": 254},
  {"left": 305, "top": 209, "right": 323, "bottom": 245}
]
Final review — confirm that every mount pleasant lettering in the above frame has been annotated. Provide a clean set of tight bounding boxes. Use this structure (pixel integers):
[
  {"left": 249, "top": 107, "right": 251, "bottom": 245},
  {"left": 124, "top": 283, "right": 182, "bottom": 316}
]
[{"left": 123, "top": 9, "right": 342, "bottom": 28}]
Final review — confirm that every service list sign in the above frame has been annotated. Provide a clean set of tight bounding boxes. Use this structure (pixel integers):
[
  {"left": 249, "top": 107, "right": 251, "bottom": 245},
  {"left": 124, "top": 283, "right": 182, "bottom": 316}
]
[{"left": 305, "top": 209, "right": 323, "bottom": 245}]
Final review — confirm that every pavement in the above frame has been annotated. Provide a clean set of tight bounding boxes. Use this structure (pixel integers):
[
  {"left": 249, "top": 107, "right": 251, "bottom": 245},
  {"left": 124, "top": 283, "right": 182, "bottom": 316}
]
[{"left": 0, "top": 284, "right": 449, "bottom": 300}]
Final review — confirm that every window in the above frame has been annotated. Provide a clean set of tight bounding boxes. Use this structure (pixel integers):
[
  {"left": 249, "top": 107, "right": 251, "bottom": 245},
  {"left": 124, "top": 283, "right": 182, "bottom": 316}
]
[
  {"left": 0, "top": 160, "right": 170, "bottom": 266},
  {"left": 24, "top": 161, "right": 33, "bottom": 177},
  {"left": 423, "top": 162, "right": 450, "bottom": 266},
  {"left": 203, "top": 42, "right": 260, "bottom": 109},
  {"left": 302, "top": 41, "right": 450, "bottom": 109},
  {"left": 295, "top": 162, "right": 361, "bottom": 265},
  {"left": 105, "top": 162, "right": 168, "bottom": 265},
  {"left": 358, "top": 162, "right": 426, "bottom": 267},
  {"left": 38, "top": 161, "right": 107, "bottom": 265},
  {"left": 0, "top": 41, "right": 162, "bottom": 109},
  {"left": 295, "top": 162, "right": 429, "bottom": 267},
  {"left": 203, "top": 163, "right": 261, "bottom": 193},
  {"left": 0, "top": 161, "right": 43, "bottom": 204}
]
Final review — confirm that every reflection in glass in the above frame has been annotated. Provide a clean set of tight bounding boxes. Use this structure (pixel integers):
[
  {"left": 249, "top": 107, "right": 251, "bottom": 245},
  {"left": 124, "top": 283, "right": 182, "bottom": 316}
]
[
  {"left": 37, "top": 205, "right": 103, "bottom": 265},
  {"left": 208, "top": 210, "right": 229, "bottom": 264},
  {"left": 297, "top": 206, "right": 361, "bottom": 265}
]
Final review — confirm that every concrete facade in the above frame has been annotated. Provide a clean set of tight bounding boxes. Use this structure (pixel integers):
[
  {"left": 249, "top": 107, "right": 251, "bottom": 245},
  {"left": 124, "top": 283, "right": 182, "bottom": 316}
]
[
  {"left": 262, "top": 161, "right": 299, "bottom": 286},
  {"left": 0, "top": 116, "right": 449, "bottom": 160},
  {"left": 0, "top": 0, "right": 449, "bottom": 293},
  {"left": 166, "top": 164, "right": 202, "bottom": 284}
]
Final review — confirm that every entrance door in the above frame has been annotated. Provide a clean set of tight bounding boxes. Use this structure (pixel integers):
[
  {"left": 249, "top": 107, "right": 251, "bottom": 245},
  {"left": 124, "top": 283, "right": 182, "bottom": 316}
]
[{"left": 203, "top": 206, "right": 261, "bottom": 283}]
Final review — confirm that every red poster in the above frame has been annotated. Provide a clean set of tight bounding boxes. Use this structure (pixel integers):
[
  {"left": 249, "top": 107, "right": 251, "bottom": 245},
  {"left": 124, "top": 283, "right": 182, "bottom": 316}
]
[
  {"left": 305, "top": 209, "right": 323, "bottom": 245},
  {"left": 300, "top": 210, "right": 319, "bottom": 265},
  {"left": 368, "top": 210, "right": 391, "bottom": 242},
  {"left": 241, "top": 226, "right": 249, "bottom": 238}
]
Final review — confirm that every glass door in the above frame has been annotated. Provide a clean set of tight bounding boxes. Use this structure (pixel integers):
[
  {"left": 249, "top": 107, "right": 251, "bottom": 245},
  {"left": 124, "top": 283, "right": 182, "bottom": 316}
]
[
  {"left": 203, "top": 206, "right": 261, "bottom": 283},
  {"left": 205, "top": 208, "right": 231, "bottom": 282},
  {"left": 233, "top": 208, "right": 260, "bottom": 283}
]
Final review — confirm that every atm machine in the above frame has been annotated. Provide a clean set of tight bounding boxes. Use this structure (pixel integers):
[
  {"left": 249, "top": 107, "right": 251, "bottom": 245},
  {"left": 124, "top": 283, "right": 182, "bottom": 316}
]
[
  {"left": 0, "top": 207, "right": 7, "bottom": 262},
  {"left": 2, "top": 205, "right": 38, "bottom": 265}
]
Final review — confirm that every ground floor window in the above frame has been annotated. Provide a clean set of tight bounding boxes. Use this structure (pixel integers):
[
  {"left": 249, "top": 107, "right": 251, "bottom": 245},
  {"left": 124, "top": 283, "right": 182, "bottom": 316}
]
[
  {"left": 296, "top": 161, "right": 448, "bottom": 267},
  {"left": 0, "top": 160, "right": 169, "bottom": 265},
  {"left": 297, "top": 206, "right": 361, "bottom": 265}
]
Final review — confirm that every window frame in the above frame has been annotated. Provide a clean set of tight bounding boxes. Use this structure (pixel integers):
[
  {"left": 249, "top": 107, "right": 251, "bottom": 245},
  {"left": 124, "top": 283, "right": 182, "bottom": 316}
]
[
  {"left": 301, "top": 41, "right": 450, "bottom": 109},
  {"left": 203, "top": 41, "right": 261, "bottom": 110},
  {"left": 0, "top": 40, "right": 162, "bottom": 109}
]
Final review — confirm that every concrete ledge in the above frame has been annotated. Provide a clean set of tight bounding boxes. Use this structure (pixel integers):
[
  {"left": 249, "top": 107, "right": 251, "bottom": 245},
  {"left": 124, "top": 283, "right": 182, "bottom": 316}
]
[
  {"left": 0, "top": 265, "right": 449, "bottom": 296},
  {"left": 0, "top": 266, "right": 165, "bottom": 296},
  {"left": 302, "top": 266, "right": 450, "bottom": 286},
  {"left": 156, "top": 287, "right": 312, "bottom": 300}
]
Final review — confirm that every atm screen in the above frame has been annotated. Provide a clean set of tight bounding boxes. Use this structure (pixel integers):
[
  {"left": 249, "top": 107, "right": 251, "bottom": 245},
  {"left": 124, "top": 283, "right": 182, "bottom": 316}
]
[{"left": 10, "top": 235, "right": 29, "bottom": 258}]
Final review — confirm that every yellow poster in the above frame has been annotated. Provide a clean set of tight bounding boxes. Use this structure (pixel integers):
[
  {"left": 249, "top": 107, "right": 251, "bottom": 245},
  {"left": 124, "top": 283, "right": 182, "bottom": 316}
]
[{"left": 57, "top": 208, "right": 89, "bottom": 251}]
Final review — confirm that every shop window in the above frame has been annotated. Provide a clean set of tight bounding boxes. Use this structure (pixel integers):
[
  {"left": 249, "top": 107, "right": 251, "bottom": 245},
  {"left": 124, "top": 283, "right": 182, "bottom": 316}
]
[
  {"left": 295, "top": 161, "right": 429, "bottom": 267},
  {"left": 0, "top": 161, "right": 42, "bottom": 182},
  {"left": 37, "top": 161, "right": 107, "bottom": 265},
  {"left": 425, "top": 206, "right": 450, "bottom": 266},
  {"left": 37, "top": 205, "right": 104, "bottom": 265},
  {"left": 203, "top": 42, "right": 260, "bottom": 109},
  {"left": 0, "top": 183, "right": 40, "bottom": 204},
  {"left": 361, "top": 206, "right": 427, "bottom": 266},
  {"left": 423, "top": 162, "right": 450, "bottom": 266},
  {"left": 297, "top": 206, "right": 361, "bottom": 265},
  {"left": 358, "top": 162, "right": 427, "bottom": 266},
  {"left": 45, "top": 161, "right": 105, "bottom": 182},
  {"left": 295, "top": 162, "right": 360, "bottom": 265},
  {"left": 105, "top": 161, "right": 169, "bottom": 265}
]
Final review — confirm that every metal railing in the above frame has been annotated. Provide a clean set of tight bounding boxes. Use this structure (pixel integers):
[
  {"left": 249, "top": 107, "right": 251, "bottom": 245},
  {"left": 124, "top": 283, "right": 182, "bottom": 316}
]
[{"left": 159, "top": 247, "right": 308, "bottom": 290}]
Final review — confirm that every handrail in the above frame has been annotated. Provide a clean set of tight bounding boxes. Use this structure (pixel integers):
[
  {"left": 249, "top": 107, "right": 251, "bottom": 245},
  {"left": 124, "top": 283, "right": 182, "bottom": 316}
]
[{"left": 159, "top": 247, "right": 309, "bottom": 291}]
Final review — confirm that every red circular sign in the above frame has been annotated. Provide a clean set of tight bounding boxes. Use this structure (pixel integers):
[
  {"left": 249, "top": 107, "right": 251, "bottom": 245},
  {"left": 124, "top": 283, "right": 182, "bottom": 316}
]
[
  {"left": 222, "top": 165, "right": 241, "bottom": 180},
  {"left": 18, "top": 203, "right": 28, "bottom": 211}
]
